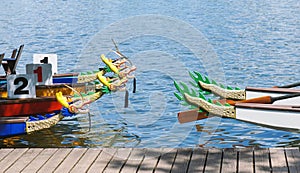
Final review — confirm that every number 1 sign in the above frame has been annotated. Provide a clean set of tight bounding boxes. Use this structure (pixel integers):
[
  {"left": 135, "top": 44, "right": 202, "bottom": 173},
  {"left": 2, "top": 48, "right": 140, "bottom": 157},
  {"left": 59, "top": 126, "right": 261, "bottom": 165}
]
[
  {"left": 26, "top": 64, "right": 53, "bottom": 85},
  {"left": 7, "top": 74, "right": 36, "bottom": 98},
  {"left": 33, "top": 54, "right": 58, "bottom": 75}
]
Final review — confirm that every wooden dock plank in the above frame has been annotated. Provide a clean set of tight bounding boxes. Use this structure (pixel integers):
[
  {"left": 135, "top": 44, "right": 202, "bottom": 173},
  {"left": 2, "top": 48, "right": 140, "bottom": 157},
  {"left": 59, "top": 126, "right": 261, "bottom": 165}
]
[
  {"left": 238, "top": 148, "right": 254, "bottom": 173},
  {"left": 269, "top": 148, "right": 288, "bottom": 172},
  {"left": 154, "top": 148, "right": 177, "bottom": 173},
  {"left": 54, "top": 148, "right": 87, "bottom": 173},
  {"left": 120, "top": 148, "right": 145, "bottom": 173},
  {"left": 0, "top": 148, "right": 13, "bottom": 161},
  {"left": 38, "top": 148, "right": 72, "bottom": 173},
  {"left": 103, "top": 148, "right": 132, "bottom": 173},
  {"left": 0, "top": 148, "right": 28, "bottom": 172},
  {"left": 22, "top": 148, "right": 58, "bottom": 173},
  {"left": 0, "top": 148, "right": 298, "bottom": 172},
  {"left": 70, "top": 148, "right": 101, "bottom": 173},
  {"left": 138, "top": 148, "right": 162, "bottom": 173},
  {"left": 171, "top": 148, "right": 193, "bottom": 173},
  {"left": 5, "top": 148, "right": 43, "bottom": 173},
  {"left": 88, "top": 148, "right": 116, "bottom": 173},
  {"left": 187, "top": 148, "right": 206, "bottom": 172},
  {"left": 285, "top": 148, "right": 300, "bottom": 173},
  {"left": 204, "top": 148, "right": 222, "bottom": 173},
  {"left": 254, "top": 149, "right": 271, "bottom": 172},
  {"left": 222, "top": 148, "right": 237, "bottom": 173}
]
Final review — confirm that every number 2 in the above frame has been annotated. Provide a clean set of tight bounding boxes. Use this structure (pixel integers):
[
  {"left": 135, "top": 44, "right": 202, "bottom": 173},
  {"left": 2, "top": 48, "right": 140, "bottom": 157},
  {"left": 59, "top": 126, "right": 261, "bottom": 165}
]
[{"left": 14, "top": 77, "right": 29, "bottom": 95}]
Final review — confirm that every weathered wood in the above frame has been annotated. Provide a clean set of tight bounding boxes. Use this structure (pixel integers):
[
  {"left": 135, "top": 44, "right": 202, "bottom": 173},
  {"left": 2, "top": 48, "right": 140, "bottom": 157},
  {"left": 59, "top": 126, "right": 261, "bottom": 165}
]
[
  {"left": 138, "top": 148, "right": 161, "bottom": 173},
  {"left": 269, "top": 148, "right": 288, "bottom": 172},
  {"left": 222, "top": 148, "right": 237, "bottom": 173},
  {"left": 204, "top": 148, "right": 222, "bottom": 173},
  {"left": 120, "top": 148, "right": 145, "bottom": 173},
  {"left": 171, "top": 148, "right": 193, "bottom": 173},
  {"left": 5, "top": 148, "right": 43, "bottom": 173},
  {"left": 154, "top": 148, "right": 177, "bottom": 173},
  {"left": 285, "top": 148, "right": 300, "bottom": 173},
  {"left": 187, "top": 148, "right": 206, "bottom": 172},
  {"left": 238, "top": 148, "right": 254, "bottom": 173},
  {"left": 0, "top": 148, "right": 298, "bottom": 172},
  {"left": 0, "top": 148, "right": 13, "bottom": 161},
  {"left": 254, "top": 148, "right": 271, "bottom": 172},
  {"left": 88, "top": 148, "right": 116, "bottom": 173},
  {"left": 0, "top": 148, "right": 28, "bottom": 172},
  {"left": 70, "top": 148, "right": 101, "bottom": 173},
  {"left": 38, "top": 148, "right": 72, "bottom": 173},
  {"left": 22, "top": 148, "right": 58, "bottom": 173},
  {"left": 54, "top": 148, "right": 87, "bottom": 173},
  {"left": 103, "top": 148, "right": 132, "bottom": 173}
]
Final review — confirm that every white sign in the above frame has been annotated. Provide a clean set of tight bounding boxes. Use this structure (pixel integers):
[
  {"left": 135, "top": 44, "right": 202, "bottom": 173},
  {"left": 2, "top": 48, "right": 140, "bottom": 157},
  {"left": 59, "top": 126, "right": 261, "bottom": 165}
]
[
  {"left": 33, "top": 54, "right": 58, "bottom": 74},
  {"left": 7, "top": 74, "right": 36, "bottom": 99},
  {"left": 26, "top": 64, "right": 53, "bottom": 85}
]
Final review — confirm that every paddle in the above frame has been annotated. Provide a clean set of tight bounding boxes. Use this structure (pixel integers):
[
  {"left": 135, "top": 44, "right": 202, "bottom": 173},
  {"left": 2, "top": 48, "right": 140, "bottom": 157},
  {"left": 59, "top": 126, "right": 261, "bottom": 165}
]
[{"left": 177, "top": 109, "right": 208, "bottom": 123}]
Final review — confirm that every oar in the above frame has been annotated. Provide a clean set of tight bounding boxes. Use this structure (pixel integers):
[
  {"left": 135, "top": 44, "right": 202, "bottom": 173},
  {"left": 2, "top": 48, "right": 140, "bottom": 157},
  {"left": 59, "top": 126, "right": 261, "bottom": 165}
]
[{"left": 177, "top": 109, "right": 208, "bottom": 123}]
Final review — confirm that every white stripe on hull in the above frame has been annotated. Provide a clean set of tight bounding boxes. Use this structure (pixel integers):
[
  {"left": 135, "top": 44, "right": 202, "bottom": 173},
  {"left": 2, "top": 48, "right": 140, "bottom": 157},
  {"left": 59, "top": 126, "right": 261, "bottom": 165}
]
[{"left": 236, "top": 107, "right": 300, "bottom": 130}]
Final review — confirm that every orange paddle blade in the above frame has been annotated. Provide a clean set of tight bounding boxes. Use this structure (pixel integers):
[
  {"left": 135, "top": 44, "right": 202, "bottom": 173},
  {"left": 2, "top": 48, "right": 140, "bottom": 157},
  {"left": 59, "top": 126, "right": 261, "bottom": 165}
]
[{"left": 214, "top": 96, "right": 273, "bottom": 106}]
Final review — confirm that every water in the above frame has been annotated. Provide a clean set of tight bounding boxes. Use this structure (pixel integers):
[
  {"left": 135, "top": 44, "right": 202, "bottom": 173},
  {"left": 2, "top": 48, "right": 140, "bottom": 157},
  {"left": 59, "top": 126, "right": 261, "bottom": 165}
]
[{"left": 0, "top": 0, "right": 299, "bottom": 148}]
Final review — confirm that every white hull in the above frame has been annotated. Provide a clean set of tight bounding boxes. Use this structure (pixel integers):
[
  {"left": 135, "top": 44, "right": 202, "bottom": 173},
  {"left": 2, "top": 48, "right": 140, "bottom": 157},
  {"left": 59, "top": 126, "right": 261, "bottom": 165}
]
[
  {"left": 235, "top": 103, "right": 300, "bottom": 130},
  {"left": 245, "top": 88, "right": 300, "bottom": 106}
]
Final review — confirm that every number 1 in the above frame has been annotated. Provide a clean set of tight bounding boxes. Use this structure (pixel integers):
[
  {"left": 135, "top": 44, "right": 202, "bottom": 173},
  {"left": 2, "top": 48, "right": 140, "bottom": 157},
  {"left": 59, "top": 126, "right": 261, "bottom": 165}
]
[{"left": 33, "top": 66, "right": 43, "bottom": 82}]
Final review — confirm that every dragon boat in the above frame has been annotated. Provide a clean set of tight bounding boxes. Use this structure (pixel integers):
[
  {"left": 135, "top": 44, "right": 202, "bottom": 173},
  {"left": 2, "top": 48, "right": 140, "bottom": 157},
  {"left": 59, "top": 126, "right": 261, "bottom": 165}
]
[
  {"left": 174, "top": 71, "right": 300, "bottom": 130},
  {"left": 188, "top": 71, "right": 300, "bottom": 105},
  {"left": 0, "top": 48, "right": 136, "bottom": 118},
  {"left": 0, "top": 49, "right": 136, "bottom": 138}
]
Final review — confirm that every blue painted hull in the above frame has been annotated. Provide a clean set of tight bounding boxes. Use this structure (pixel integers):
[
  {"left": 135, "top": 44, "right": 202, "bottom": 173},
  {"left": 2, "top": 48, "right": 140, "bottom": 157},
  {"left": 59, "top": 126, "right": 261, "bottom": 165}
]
[
  {"left": 0, "top": 111, "right": 60, "bottom": 138},
  {"left": 0, "top": 122, "right": 26, "bottom": 137},
  {"left": 52, "top": 76, "right": 78, "bottom": 84}
]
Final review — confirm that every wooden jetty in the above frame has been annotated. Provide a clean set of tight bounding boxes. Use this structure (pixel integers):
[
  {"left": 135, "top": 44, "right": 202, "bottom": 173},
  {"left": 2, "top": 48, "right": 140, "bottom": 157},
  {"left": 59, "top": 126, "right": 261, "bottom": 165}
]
[{"left": 0, "top": 148, "right": 299, "bottom": 172}]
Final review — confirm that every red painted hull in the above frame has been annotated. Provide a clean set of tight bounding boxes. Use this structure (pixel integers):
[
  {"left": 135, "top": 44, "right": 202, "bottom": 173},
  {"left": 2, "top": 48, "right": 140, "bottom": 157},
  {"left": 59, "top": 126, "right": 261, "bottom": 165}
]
[{"left": 0, "top": 97, "right": 62, "bottom": 117}]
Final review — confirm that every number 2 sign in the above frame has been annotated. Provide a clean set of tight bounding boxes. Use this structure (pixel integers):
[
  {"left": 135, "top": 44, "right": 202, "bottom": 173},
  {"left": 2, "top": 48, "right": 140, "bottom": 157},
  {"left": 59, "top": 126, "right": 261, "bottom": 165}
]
[
  {"left": 7, "top": 74, "right": 36, "bottom": 98},
  {"left": 26, "top": 64, "right": 53, "bottom": 85}
]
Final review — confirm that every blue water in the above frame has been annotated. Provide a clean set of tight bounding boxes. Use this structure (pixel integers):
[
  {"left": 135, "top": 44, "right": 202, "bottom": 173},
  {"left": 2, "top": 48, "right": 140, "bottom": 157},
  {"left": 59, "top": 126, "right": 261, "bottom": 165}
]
[{"left": 0, "top": 0, "right": 299, "bottom": 148}]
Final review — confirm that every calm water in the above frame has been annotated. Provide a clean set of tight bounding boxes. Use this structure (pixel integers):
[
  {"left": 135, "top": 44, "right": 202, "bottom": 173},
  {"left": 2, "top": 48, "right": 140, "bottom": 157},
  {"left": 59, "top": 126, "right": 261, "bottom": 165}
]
[{"left": 0, "top": 0, "right": 299, "bottom": 148}]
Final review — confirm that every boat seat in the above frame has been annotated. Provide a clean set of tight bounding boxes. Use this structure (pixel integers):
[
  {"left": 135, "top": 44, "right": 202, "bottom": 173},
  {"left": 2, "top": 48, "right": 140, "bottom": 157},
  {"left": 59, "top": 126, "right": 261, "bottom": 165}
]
[{"left": 2, "top": 44, "right": 24, "bottom": 75}]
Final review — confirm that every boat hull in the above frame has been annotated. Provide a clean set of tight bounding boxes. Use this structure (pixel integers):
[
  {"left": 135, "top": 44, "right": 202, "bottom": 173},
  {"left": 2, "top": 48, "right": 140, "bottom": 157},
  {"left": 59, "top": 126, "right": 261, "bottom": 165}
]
[
  {"left": 245, "top": 87, "right": 300, "bottom": 106},
  {"left": 0, "top": 117, "right": 27, "bottom": 137},
  {"left": 235, "top": 103, "right": 300, "bottom": 130},
  {"left": 0, "top": 112, "right": 62, "bottom": 138},
  {"left": 0, "top": 97, "right": 62, "bottom": 117}
]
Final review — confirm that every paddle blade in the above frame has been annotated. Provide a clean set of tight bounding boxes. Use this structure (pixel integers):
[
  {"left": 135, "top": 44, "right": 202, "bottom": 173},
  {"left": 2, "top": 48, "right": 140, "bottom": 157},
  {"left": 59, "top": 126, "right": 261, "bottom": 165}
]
[
  {"left": 239, "top": 96, "right": 272, "bottom": 104},
  {"left": 177, "top": 109, "right": 208, "bottom": 123}
]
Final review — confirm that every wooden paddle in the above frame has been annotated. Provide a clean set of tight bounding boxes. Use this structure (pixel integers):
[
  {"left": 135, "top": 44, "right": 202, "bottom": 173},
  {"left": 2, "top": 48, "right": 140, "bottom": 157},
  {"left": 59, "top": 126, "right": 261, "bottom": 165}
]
[
  {"left": 178, "top": 92, "right": 300, "bottom": 123},
  {"left": 177, "top": 109, "right": 208, "bottom": 123}
]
